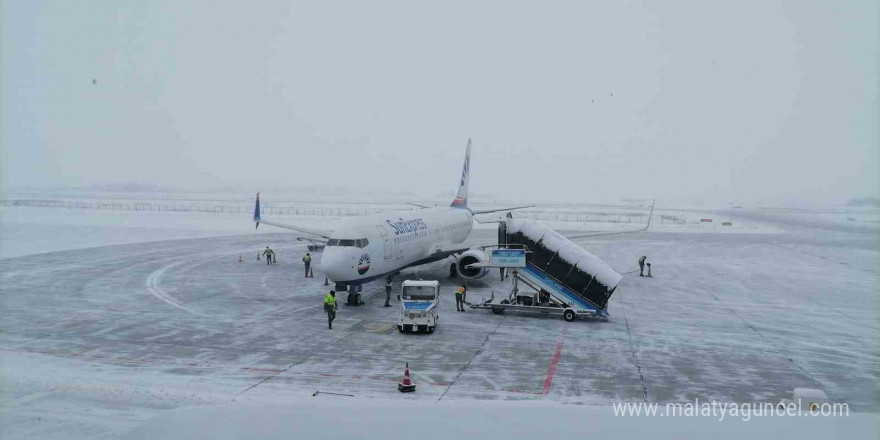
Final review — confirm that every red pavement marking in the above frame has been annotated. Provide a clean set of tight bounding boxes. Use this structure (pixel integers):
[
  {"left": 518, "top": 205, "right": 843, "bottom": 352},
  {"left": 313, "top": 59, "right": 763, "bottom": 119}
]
[
  {"left": 369, "top": 376, "right": 400, "bottom": 383},
  {"left": 541, "top": 325, "right": 569, "bottom": 395}
]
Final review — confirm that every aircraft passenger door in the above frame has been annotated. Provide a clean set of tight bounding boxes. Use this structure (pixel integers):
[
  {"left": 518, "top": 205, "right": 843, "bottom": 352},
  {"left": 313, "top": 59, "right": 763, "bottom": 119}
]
[{"left": 375, "top": 225, "right": 392, "bottom": 260}]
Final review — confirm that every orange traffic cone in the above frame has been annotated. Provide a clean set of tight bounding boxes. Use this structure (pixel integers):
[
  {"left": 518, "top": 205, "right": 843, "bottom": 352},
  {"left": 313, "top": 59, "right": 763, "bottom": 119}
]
[
  {"left": 398, "top": 362, "right": 416, "bottom": 393},
  {"left": 324, "top": 277, "right": 329, "bottom": 286},
  {"left": 646, "top": 263, "right": 653, "bottom": 277},
  {"left": 238, "top": 253, "right": 242, "bottom": 263},
  {"left": 257, "top": 252, "right": 260, "bottom": 261}
]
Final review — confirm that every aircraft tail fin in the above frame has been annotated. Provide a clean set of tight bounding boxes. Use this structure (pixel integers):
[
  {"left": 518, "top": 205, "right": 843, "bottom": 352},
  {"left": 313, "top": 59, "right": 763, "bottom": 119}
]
[{"left": 450, "top": 139, "right": 471, "bottom": 209}]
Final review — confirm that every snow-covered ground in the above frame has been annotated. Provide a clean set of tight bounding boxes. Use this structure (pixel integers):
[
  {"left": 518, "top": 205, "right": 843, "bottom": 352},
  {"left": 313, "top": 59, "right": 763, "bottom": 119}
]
[
  {"left": 122, "top": 398, "right": 879, "bottom": 440},
  {"left": 0, "top": 199, "right": 878, "bottom": 439}
]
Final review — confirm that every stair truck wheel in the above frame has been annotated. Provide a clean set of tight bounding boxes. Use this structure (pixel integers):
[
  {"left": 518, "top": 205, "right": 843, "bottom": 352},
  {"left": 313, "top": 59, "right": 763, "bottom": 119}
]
[
  {"left": 492, "top": 299, "right": 509, "bottom": 315},
  {"left": 563, "top": 309, "right": 576, "bottom": 322}
]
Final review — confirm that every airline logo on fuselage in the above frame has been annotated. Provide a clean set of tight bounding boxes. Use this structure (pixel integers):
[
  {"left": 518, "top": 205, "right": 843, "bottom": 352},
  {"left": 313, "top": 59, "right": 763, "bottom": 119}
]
[
  {"left": 357, "top": 253, "right": 371, "bottom": 275},
  {"left": 386, "top": 217, "right": 428, "bottom": 236}
]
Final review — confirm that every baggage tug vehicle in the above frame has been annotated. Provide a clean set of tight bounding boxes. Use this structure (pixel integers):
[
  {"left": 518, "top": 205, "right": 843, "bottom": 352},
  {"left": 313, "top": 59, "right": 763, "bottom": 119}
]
[{"left": 397, "top": 280, "right": 440, "bottom": 333}]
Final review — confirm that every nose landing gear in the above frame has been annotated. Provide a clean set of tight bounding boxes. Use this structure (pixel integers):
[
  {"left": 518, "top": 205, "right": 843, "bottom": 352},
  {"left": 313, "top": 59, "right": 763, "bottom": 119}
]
[{"left": 345, "top": 284, "right": 365, "bottom": 306}]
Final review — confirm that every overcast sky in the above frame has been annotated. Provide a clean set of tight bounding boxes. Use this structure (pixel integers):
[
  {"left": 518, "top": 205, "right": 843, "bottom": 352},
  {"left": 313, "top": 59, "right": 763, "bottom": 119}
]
[{"left": 1, "top": 0, "right": 877, "bottom": 205}]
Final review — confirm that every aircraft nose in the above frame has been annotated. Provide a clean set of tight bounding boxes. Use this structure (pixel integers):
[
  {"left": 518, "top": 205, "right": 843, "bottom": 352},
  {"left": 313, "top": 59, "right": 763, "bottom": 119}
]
[{"left": 321, "top": 248, "right": 350, "bottom": 281}]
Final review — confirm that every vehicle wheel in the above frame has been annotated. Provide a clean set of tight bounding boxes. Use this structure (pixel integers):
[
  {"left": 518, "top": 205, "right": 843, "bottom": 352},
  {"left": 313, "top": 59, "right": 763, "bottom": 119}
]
[
  {"left": 492, "top": 307, "right": 504, "bottom": 315},
  {"left": 428, "top": 327, "right": 434, "bottom": 334},
  {"left": 397, "top": 325, "right": 403, "bottom": 332},
  {"left": 563, "top": 309, "right": 576, "bottom": 322}
]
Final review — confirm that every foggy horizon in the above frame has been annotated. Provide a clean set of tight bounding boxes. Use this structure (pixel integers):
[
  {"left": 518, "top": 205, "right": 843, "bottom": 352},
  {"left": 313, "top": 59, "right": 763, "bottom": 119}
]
[{"left": 2, "top": 1, "right": 878, "bottom": 206}]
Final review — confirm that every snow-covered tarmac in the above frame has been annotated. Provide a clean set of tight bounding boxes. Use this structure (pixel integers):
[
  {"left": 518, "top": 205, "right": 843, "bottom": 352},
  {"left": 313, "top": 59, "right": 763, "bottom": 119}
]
[{"left": 0, "top": 209, "right": 878, "bottom": 438}]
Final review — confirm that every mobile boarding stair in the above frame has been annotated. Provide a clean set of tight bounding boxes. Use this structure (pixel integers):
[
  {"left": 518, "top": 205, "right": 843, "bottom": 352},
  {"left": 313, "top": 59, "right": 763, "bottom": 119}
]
[{"left": 469, "top": 219, "right": 623, "bottom": 321}]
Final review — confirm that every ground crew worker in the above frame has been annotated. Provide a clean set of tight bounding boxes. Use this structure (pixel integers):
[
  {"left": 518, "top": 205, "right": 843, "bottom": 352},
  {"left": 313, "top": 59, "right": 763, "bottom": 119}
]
[
  {"left": 263, "top": 247, "right": 274, "bottom": 265},
  {"left": 324, "top": 291, "right": 337, "bottom": 329},
  {"left": 303, "top": 252, "right": 312, "bottom": 277},
  {"left": 539, "top": 289, "right": 550, "bottom": 304},
  {"left": 384, "top": 277, "right": 393, "bottom": 307},
  {"left": 455, "top": 285, "right": 467, "bottom": 312},
  {"left": 638, "top": 256, "right": 646, "bottom": 276}
]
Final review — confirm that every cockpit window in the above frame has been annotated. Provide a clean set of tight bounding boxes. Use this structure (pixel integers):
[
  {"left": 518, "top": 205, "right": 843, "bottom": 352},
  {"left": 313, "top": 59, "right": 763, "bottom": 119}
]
[{"left": 326, "top": 238, "right": 368, "bottom": 247}]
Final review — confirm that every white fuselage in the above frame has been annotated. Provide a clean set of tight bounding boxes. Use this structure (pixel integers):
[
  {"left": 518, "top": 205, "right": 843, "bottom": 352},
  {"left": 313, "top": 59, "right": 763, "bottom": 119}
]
[{"left": 321, "top": 207, "right": 473, "bottom": 284}]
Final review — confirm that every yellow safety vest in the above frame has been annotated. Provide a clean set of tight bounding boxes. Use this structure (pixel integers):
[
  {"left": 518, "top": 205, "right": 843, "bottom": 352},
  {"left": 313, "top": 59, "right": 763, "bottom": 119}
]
[
  {"left": 303, "top": 255, "right": 311, "bottom": 262},
  {"left": 324, "top": 294, "right": 336, "bottom": 306},
  {"left": 455, "top": 287, "right": 465, "bottom": 296}
]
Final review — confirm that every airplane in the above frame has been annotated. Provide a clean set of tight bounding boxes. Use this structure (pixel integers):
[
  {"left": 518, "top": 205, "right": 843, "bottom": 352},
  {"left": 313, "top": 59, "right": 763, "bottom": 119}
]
[{"left": 253, "top": 140, "right": 533, "bottom": 293}]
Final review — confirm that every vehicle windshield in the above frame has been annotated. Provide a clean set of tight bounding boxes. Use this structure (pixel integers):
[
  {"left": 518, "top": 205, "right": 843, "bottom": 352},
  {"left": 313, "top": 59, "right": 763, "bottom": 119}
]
[{"left": 402, "top": 285, "right": 436, "bottom": 301}]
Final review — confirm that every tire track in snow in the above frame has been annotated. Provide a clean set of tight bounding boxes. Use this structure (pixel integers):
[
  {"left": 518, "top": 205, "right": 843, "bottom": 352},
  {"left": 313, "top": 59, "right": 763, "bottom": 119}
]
[
  {"left": 142, "top": 247, "right": 256, "bottom": 316},
  {"left": 437, "top": 315, "right": 506, "bottom": 401},
  {"left": 238, "top": 285, "right": 389, "bottom": 395},
  {"left": 145, "top": 261, "right": 206, "bottom": 316},
  {"left": 706, "top": 291, "right": 827, "bottom": 394},
  {"left": 618, "top": 291, "right": 649, "bottom": 402}
]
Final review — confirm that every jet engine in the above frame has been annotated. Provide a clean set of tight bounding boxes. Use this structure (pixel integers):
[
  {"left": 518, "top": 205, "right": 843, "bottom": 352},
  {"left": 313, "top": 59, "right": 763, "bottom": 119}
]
[{"left": 456, "top": 249, "right": 490, "bottom": 280}]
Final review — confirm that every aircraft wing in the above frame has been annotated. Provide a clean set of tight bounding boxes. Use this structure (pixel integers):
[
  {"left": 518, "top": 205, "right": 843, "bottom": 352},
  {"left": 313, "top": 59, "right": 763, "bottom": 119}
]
[
  {"left": 562, "top": 229, "right": 647, "bottom": 240},
  {"left": 297, "top": 237, "right": 329, "bottom": 245},
  {"left": 469, "top": 205, "right": 534, "bottom": 215},
  {"left": 405, "top": 202, "right": 434, "bottom": 209},
  {"left": 405, "top": 203, "right": 532, "bottom": 213},
  {"left": 561, "top": 199, "right": 655, "bottom": 240},
  {"left": 253, "top": 193, "right": 333, "bottom": 240},
  {"left": 427, "top": 244, "right": 472, "bottom": 259}
]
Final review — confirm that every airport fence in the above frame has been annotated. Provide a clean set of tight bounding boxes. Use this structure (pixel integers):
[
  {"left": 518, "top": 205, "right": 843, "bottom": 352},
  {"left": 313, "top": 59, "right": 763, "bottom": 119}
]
[
  {"left": 0, "top": 199, "right": 389, "bottom": 216},
  {"left": 0, "top": 199, "right": 687, "bottom": 225}
]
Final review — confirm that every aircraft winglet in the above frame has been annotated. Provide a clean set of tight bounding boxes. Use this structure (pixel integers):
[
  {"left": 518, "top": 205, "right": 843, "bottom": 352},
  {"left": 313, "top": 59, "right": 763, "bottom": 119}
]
[
  {"left": 252, "top": 192, "right": 332, "bottom": 239},
  {"left": 253, "top": 193, "right": 261, "bottom": 229}
]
